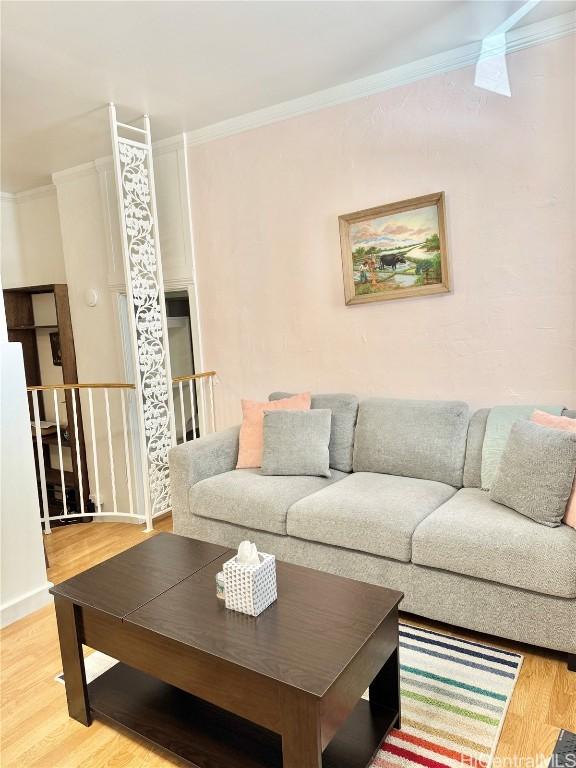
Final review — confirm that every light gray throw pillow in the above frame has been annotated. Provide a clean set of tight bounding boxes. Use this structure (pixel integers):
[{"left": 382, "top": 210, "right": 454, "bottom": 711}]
[
  {"left": 490, "top": 420, "right": 576, "bottom": 527},
  {"left": 261, "top": 409, "right": 332, "bottom": 478},
  {"left": 269, "top": 392, "right": 358, "bottom": 472}
]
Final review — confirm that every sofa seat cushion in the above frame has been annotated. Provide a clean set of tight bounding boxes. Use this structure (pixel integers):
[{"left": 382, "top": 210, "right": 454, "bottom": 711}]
[
  {"left": 190, "top": 469, "right": 347, "bottom": 535},
  {"left": 286, "top": 472, "right": 457, "bottom": 562},
  {"left": 412, "top": 488, "right": 576, "bottom": 598}
]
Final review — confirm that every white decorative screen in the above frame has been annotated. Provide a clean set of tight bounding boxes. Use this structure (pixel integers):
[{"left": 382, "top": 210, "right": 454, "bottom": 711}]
[{"left": 110, "top": 107, "right": 175, "bottom": 525}]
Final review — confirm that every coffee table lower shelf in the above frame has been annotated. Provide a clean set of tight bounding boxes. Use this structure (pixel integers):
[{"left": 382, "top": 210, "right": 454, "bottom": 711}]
[{"left": 88, "top": 663, "right": 398, "bottom": 768}]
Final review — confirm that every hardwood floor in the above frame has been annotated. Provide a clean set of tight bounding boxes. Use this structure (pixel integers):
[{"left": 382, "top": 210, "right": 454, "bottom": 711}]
[{"left": 1, "top": 518, "right": 574, "bottom": 767}]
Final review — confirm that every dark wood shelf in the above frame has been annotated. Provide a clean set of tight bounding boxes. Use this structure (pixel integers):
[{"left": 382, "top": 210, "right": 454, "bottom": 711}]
[
  {"left": 8, "top": 325, "right": 58, "bottom": 331},
  {"left": 41, "top": 434, "right": 71, "bottom": 447},
  {"left": 5, "top": 283, "right": 90, "bottom": 520},
  {"left": 88, "top": 663, "right": 396, "bottom": 768},
  {"left": 4, "top": 284, "right": 58, "bottom": 295},
  {"left": 45, "top": 468, "right": 75, "bottom": 487}
]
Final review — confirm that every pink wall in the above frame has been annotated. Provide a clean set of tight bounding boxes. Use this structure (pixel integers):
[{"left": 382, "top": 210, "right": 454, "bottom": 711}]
[{"left": 187, "top": 37, "right": 575, "bottom": 426}]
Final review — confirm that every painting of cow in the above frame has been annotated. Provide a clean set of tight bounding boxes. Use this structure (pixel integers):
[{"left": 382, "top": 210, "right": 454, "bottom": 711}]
[
  {"left": 379, "top": 254, "right": 406, "bottom": 271},
  {"left": 338, "top": 191, "right": 450, "bottom": 304}
]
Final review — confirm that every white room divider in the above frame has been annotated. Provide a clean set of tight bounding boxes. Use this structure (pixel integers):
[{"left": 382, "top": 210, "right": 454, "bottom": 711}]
[{"left": 108, "top": 104, "right": 176, "bottom": 529}]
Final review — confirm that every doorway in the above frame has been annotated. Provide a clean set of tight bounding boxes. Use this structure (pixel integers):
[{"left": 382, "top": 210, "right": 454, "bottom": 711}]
[
  {"left": 117, "top": 286, "right": 203, "bottom": 453},
  {"left": 165, "top": 290, "right": 199, "bottom": 441}
]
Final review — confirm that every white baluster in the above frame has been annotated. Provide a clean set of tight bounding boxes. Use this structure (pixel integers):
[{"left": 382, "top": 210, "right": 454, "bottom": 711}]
[
  {"left": 120, "top": 389, "right": 135, "bottom": 517},
  {"left": 188, "top": 380, "right": 197, "bottom": 440},
  {"left": 196, "top": 377, "right": 204, "bottom": 437},
  {"left": 208, "top": 375, "right": 216, "bottom": 433},
  {"left": 53, "top": 389, "right": 67, "bottom": 516},
  {"left": 104, "top": 388, "right": 118, "bottom": 516},
  {"left": 179, "top": 381, "right": 186, "bottom": 443},
  {"left": 32, "top": 390, "right": 50, "bottom": 533},
  {"left": 71, "top": 388, "right": 85, "bottom": 516},
  {"left": 87, "top": 387, "right": 101, "bottom": 512}
]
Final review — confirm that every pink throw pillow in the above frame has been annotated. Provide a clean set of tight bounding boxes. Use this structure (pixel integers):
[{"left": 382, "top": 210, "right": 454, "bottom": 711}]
[
  {"left": 236, "top": 392, "right": 311, "bottom": 469},
  {"left": 530, "top": 410, "right": 576, "bottom": 529}
]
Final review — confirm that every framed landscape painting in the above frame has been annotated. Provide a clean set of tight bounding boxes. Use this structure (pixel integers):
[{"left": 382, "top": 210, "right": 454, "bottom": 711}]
[{"left": 339, "top": 192, "right": 450, "bottom": 305}]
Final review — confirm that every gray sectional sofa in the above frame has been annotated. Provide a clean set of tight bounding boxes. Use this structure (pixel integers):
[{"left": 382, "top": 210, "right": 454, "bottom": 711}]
[{"left": 169, "top": 395, "right": 576, "bottom": 662}]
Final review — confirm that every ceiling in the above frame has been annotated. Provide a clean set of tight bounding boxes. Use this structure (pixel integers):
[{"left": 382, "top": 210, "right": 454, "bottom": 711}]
[{"left": 1, "top": 0, "right": 573, "bottom": 192}]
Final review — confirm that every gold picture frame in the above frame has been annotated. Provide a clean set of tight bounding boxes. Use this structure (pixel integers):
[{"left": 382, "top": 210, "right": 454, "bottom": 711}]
[{"left": 339, "top": 191, "right": 450, "bottom": 305}]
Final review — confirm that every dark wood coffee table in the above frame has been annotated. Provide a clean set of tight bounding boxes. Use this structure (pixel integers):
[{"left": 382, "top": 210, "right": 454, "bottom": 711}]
[{"left": 51, "top": 533, "right": 403, "bottom": 768}]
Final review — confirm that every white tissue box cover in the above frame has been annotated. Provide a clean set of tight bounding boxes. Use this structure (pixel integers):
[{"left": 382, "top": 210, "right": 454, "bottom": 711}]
[{"left": 223, "top": 552, "right": 277, "bottom": 617}]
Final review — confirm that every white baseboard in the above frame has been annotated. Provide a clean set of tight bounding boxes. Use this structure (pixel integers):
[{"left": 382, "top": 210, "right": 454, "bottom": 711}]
[{"left": 0, "top": 582, "right": 54, "bottom": 628}]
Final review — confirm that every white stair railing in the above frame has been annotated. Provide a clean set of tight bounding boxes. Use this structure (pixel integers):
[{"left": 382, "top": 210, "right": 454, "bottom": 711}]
[
  {"left": 27, "top": 382, "right": 142, "bottom": 532},
  {"left": 172, "top": 371, "right": 217, "bottom": 445},
  {"left": 27, "top": 372, "right": 217, "bottom": 533}
]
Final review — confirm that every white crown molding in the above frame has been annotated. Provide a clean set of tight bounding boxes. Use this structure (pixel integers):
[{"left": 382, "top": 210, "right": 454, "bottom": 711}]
[
  {"left": 184, "top": 10, "right": 575, "bottom": 148},
  {"left": 1, "top": 184, "right": 56, "bottom": 202},
  {"left": 52, "top": 160, "right": 98, "bottom": 186},
  {"left": 52, "top": 134, "right": 185, "bottom": 185},
  {"left": 15, "top": 184, "right": 57, "bottom": 202},
  {"left": 94, "top": 134, "right": 184, "bottom": 171},
  {"left": 151, "top": 133, "right": 186, "bottom": 156}
]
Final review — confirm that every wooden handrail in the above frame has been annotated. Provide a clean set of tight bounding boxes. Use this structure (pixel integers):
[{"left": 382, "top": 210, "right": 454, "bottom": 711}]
[
  {"left": 27, "top": 383, "right": 136, "bottom": 392},
  {"left": 172, "top": 371, "right": 216, "bottom": 383},
  {"left": 27, "top": 371, "right": 217, "bottom": 390}
]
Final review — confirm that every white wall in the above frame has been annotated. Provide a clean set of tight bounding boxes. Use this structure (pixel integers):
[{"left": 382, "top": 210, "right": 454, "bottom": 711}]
[
  {"left": 54, "top": 168, "right": 130, "bottom": 516},
  {"left": 186, "top": 36, "right": 576, "bottom": 425},
  {"left": 0, "top": 197, "right": 55, "bottom": 628},
  {"left": 0, "top": 186, "right": 66, "bottom": 289},
  {"left": 1, "top": 273, "right": 52, "bottom": 625},
  {"left": 0, "top": 196, "right": 22, "bottom": 282},
  {"left": 0, "top": 192, "right": 67, "bottom": 407}
]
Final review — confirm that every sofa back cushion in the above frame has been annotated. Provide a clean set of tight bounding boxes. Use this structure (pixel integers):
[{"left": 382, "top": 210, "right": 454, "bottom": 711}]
[
  {"left": 463, "top": 407, "right": 575, "bottom": 489},
  {"left": 353, "top": 398, "right": 469, "bottom": 487},
  {"left": 269, "top": 392, "right": 358, "bottom": 472}
]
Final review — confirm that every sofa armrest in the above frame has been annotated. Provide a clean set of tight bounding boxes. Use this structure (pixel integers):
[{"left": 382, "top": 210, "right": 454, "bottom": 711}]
[{"left": 169, "top": 426, "right": 240, "bottom": 529}]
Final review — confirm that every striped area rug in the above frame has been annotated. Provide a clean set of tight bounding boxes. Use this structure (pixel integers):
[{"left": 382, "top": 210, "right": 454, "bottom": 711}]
[{"left": 368, "top": 623, "right": 523, "bottom": 768}]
